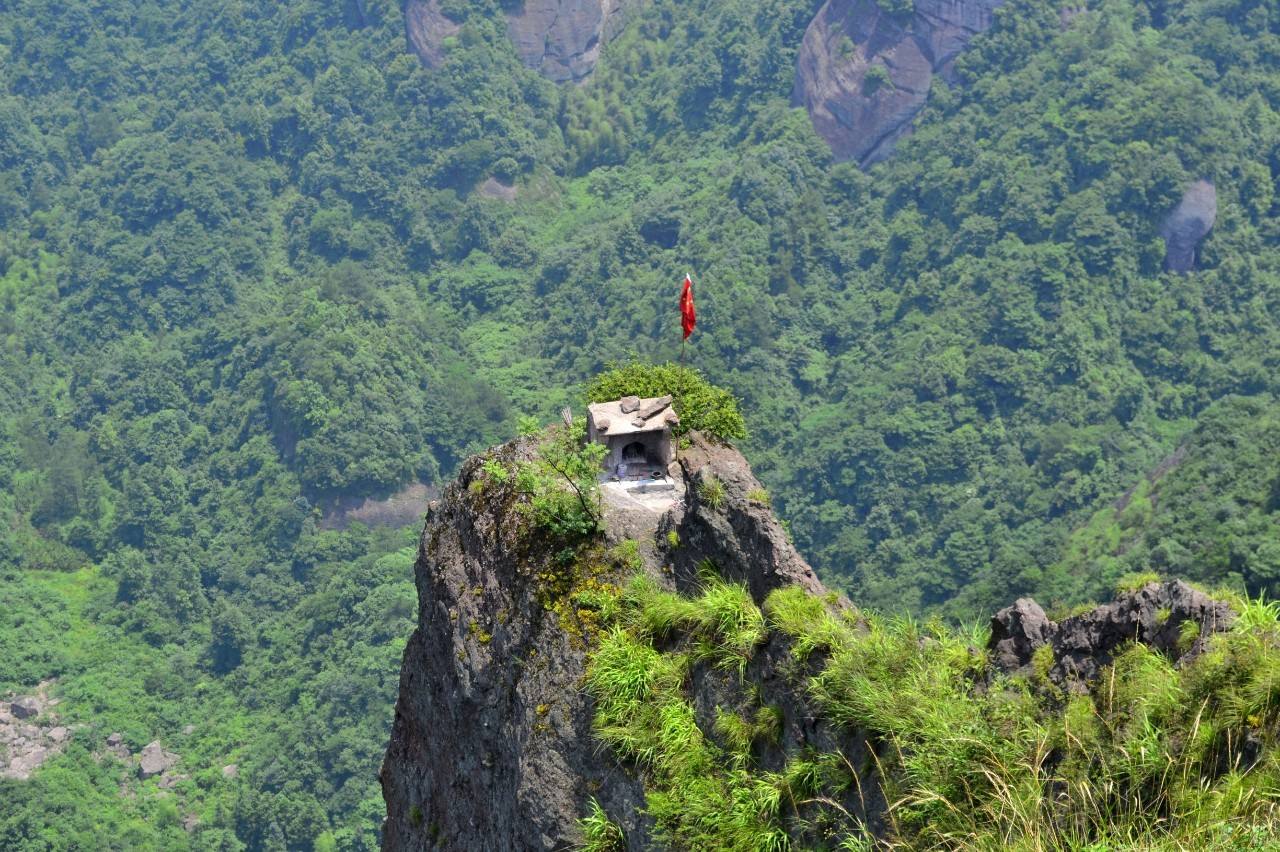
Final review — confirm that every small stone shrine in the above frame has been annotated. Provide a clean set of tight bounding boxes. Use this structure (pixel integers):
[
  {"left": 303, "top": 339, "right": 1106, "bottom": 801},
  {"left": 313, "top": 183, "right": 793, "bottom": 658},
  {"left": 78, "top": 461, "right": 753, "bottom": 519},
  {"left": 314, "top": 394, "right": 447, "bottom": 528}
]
[{"left": 586, "top": 395, "right": 679, "bottom": 478}]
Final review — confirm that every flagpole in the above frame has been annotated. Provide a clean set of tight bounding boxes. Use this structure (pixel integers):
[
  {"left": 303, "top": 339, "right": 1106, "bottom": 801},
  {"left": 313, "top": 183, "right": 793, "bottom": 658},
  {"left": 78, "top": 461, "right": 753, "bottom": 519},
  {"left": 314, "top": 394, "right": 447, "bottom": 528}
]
[
  {"left": 677, "top": 272, "right": 689, "bottom": 464},
  {"left": 680, "top": 270, "right": 690, "bottom": 383}
]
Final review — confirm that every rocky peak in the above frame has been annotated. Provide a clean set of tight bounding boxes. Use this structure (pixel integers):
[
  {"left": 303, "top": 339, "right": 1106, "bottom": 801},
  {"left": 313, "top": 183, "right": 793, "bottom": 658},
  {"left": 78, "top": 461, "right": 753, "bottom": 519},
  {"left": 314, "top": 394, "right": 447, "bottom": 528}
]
[
  {"left": 793, "top": 0, "right": 1004, "bottom": 165},
  {"left": 989, "top": 579, "right": 1236, "bottom": 689},
  {"left": 379, "top": 431, "right": 838, "bottom": 849}
]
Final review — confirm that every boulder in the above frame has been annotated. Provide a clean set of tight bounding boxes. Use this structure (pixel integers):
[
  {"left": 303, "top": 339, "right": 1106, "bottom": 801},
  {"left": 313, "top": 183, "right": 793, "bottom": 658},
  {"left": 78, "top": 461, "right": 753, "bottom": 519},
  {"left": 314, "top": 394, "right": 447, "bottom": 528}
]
[
  {"left": 793, "top": 0, "right": 1005, "bottom": 165},
  {"left": 1161, "top": 180, "right": 1216, "bottom": 273},
  {"left": 47, "top": 726, "right": 69, "bottom": 743},
  {"left": 9, "top": 697, "right": 40, "bottom": 719},
  {"left": 3, "top": 746, "right": 48, "bottom": 780},
  {"left": 222, "top": 763, "right": 239, "bottom": 779},
  {"left": 158, "top": 772, "right": 188, "bottom": 790},
  {"left": 988, "top": 598, "right": 1053, "bottom": 674},
  {"left": 138, "top": 741, "right": 179, "bottom": 779}
]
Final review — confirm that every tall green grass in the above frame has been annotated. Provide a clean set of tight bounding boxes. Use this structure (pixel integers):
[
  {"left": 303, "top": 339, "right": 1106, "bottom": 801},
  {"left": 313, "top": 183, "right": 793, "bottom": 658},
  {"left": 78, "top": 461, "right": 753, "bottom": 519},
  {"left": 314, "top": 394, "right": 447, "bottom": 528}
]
[{"left": 582, "top": 572, "right": 1280, "bottom": 849}]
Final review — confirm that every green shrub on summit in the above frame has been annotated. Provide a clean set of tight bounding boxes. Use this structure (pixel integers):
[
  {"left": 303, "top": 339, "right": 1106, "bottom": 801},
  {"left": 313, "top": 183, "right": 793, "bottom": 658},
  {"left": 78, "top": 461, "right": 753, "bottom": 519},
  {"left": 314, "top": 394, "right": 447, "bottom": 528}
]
[{"left": 585, "top": 363, "right": 747, "bottom": 442}]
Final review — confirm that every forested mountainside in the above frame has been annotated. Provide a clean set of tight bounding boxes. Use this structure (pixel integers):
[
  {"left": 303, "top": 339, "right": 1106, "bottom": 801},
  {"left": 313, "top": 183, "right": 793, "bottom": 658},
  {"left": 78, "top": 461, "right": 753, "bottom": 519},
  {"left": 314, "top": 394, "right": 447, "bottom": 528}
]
[{"left": 2, "top": 0, "right": 1279, "bottom": 847}]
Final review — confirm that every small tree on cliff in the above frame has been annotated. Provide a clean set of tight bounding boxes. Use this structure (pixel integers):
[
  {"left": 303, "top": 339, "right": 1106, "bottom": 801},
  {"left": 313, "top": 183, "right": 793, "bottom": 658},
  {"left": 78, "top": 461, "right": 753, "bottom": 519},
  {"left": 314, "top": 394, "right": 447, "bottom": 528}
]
[{"left": 516, "top": 418, "right": 606, "bottom": 540}]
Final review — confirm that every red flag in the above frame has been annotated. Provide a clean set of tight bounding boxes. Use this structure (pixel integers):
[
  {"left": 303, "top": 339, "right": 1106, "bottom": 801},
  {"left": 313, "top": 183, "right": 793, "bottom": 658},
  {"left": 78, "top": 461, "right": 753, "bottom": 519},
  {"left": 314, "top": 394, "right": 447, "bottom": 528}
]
[{"left": 680, "top": 274, "right": 696, "bottom": 340}]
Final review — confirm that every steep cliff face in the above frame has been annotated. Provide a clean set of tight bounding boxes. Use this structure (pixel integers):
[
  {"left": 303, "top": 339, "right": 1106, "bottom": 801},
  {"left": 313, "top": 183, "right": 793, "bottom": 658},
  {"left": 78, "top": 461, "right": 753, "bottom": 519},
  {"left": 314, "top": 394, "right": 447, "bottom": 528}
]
[
  {"left": 405, "top": 0, "right": 633, "bottom": 81},
  {"left": 793, "top": 0, "right": 1004, "bottom": 165},
  {"left": 379, "top": 436, "right": 642, "bottom": 849},
  {"left": 404, "top": 0, "right": 461, "bottom": 69},
  {"left": 505, "top": 0, "right": 634, "bottom": 82}
]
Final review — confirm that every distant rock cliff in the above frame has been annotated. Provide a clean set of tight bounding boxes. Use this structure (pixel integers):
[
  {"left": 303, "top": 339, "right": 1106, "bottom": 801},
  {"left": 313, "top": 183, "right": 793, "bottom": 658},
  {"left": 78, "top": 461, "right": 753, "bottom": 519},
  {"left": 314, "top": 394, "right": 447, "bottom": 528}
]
[
  {"left": 405, "top": 0, "right": 634, "bottom": 82},
  {"left": 404, "top": 0, "right": 460, "bottom": 69},
  {"left": 1161, "top": 179, "right": 1216, "bottom": 273},
  {"left": 506, "top": 0, "right": 634, "bottom": 82},
  {"left": 793, "top": 0, "right": 1004, "bottom": 165}
]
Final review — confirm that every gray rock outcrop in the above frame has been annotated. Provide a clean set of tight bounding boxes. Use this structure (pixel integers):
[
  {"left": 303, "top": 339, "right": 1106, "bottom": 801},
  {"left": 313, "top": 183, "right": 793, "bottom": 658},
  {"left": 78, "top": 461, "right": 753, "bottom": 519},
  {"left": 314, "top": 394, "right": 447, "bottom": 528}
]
[
  {"left": 987, "top": 597, "right": 1054, "bottom": 673},
  {"left": 138, "top": 741, "right": 179, "bottom": 779},
  {"left": 405, "top": 0, "right": 634, "bottom": 82},
  {"left": 505, "top": 0, "right": 634, "bottom": 82},
  {"left": 404, "top": 0, "right": 461, "bottom": 69},
  {"left": 793, "top": 0, "right": 1004, "bottom": 165},
  {"left": 989, "top": 580, "right": 1236, "bottom": 689},
  {"left": 9, "top": 696, "right": 40, "bottom": 719},
  {"left": 1161, "top": 180, "right": 1216, "bottom": 273}
]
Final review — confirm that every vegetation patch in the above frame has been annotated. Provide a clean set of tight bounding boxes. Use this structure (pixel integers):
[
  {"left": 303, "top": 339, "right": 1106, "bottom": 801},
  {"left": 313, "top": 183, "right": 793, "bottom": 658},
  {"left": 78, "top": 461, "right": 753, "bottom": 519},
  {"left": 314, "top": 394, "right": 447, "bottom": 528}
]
[
  {"left": 584, "top": 574, "right": 1280, "bottom": 849},
  {"left": 515, "top": 422, "right": 607, "bottom": 540},
  {"left": 585, "top": 363, "right": 747, "bottom": 442},
  {"left": 579, "top": 798, "right": 626, "bottom": 852},
  {"left": 698, "top": 476, "right": 728, "bottom": 511}
]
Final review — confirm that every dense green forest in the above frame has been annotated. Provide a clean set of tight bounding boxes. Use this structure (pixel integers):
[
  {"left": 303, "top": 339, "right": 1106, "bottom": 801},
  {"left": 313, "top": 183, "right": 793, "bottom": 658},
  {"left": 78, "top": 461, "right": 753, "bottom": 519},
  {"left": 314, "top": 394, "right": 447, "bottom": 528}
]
[{"left": 2, "top": 0, "right": 1279, "bottom": 846}]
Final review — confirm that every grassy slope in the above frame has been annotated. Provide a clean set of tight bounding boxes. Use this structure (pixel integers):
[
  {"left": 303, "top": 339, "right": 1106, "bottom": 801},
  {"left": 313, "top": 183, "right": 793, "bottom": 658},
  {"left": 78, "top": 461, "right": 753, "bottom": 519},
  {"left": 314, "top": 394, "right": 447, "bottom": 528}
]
[{"left": 584, "top": 568, "right": 1280, "bottom": 850}]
